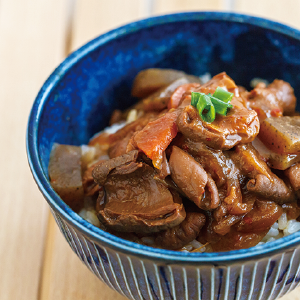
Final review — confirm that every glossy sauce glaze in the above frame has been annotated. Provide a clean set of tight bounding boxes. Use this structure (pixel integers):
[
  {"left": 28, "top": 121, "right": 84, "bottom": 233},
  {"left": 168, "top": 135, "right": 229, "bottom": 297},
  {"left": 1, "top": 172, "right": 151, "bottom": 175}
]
[{"left": 48, "top": 69, "right": 300, "bottom": 252}]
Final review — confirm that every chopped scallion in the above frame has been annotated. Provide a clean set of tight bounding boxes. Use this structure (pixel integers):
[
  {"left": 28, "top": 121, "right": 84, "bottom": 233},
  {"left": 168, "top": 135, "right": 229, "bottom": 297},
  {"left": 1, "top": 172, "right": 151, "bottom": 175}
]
[
  {"left": 210, "top": 96, "right": 233, "bottom": 115},
  {"left": 191, "top": 87, "right": 233, "bottom": 123},
  {"left": 213, "top": 86, "right": 233, "bottom": 103},
  {"left": 196, "top": 94, "right": 215, "bottom": 123},
  {"left": 191, "top": 91, "right": 200, "bottom": 107}
]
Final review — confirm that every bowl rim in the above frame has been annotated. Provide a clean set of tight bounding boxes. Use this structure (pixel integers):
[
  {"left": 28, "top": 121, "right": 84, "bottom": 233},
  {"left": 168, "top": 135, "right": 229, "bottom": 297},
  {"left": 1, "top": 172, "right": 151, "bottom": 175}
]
[{"left": 27, "top": 11, "right": 300, "bottom": 264}]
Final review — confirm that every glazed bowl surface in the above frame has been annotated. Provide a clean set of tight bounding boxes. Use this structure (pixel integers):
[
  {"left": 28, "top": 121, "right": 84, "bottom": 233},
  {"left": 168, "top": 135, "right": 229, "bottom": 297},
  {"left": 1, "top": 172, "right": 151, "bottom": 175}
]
[{"left": 27, "top": 12, "right": 300, "bottom": 300}]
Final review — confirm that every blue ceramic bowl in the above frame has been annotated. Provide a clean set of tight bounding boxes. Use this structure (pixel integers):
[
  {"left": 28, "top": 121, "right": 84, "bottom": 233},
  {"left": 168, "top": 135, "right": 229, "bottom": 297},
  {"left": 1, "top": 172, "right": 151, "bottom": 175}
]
[{"left": 27, "top": 12, "right": 300, "bottom": 300}]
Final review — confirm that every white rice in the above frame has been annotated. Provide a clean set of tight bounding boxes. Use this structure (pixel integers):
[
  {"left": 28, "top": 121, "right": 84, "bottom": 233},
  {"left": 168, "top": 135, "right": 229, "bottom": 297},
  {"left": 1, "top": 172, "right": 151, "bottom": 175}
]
[
  {"left": 78, "top": 197, "right": 101, "bottom": 227},
  {"left": 180, "top": 240, "right": 207, "bottom": 253},
  {"left": 278, "top": 212, "right": 288, "bottom": 230},
  {"left": 104, "top": 121, "right": 126, "bottom": 134},
  {"left": 126, "top": 109, "right": 138, "bottom": 123},
  {"left": 260, "top": 213, "right": 300, "bottom": 245}
]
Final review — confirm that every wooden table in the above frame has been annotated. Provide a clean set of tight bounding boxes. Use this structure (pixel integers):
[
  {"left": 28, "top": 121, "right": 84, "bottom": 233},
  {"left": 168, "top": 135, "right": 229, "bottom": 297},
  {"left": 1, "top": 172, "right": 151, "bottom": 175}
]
[{"left": 2, "top": 1, "right": 300, "bottom": 299}]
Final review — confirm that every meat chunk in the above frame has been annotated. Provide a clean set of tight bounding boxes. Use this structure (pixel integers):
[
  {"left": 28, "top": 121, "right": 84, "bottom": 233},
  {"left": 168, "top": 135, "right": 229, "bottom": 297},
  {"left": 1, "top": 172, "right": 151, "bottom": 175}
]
[
  {"left": 108, "top": 132, "right": 133, "bottom": 158},
  {"left": 48, "top": 144, "right": 84, "bottom": 212},
  {"left": 179, "top": 138, "right": 228, "bottom": 187},
  {"left": 169, "top": 146, "right": 220, "bottom": 209},
  {"left": 141, "top": 78, "right": 198, "bottom": 112},
  {"left": 169, "top": 146, "right": 207, "bottom": 203},
  {"left": 82, "top": 161, "right": 102, "bottom": 196},
  {"left": 230, "top": 144, "right": 296, "bottom": 204},
  {"left": 245, "top": 79, "right": 296, "bottom": 120},
  {"left": 236, "top": 200, "right": 283, "bottom": 233},
  {"left": 177, "top": 73, "right": 259, "bottom": 150},
  {"left": 213, "top": 214, "right": 244, "bottom": 235},
  {"left": 285, "top": 163, "right": 300, "bottom": 191},
  {"left": 210, "top": 230, "right": 268, "bottom": 252},
  {"left": 92, "top": 151, "right": 186, "bottom": 233},
  {"left": 247, "top": 175, "right": 296, "bottom": 204},
  {"left": 154, "top": 212, "right": 206, "bottom": 250},
  {"left": 93, "top": 150, "right": 139, "bottom": 185},
  {"left": 200, "top": 174, "right": 220, "bottom": 210},
  {"left": 196, "top": 72, "right": 238, "bottom": 95},
  {"left": 168, "top": 83, "right": 201, "bottom": 109},
  {"left": 230, "top": 144, "right": 272, "bottom": 180},
  {"left": 177, "top": 138, "right": 251, "bottom": 215}
]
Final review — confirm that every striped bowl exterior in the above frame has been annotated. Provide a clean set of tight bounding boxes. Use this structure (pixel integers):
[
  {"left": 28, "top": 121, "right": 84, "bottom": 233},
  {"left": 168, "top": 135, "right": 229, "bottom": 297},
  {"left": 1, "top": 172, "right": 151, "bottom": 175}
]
[{"left": 52, "top": 209, "right": 300, "bottom": 300}]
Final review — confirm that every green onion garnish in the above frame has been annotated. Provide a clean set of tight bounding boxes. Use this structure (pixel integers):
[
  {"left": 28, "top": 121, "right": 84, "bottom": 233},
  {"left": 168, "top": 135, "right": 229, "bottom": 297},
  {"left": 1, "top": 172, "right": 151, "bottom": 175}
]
[
  {"left": 210, "top": 96, "right": 233, "bottom": 115},
  {"left": 196, "top": 94, "right": 215, "bottom": 123},
  {"left": 213, "top": 86, "right": 233, "bottom": 103},
  {"left": 191, "top": 91, "right": 199, "bottom": 107},
  {"left": 191, "top": 87, "right": 234, "bottom": 123}
]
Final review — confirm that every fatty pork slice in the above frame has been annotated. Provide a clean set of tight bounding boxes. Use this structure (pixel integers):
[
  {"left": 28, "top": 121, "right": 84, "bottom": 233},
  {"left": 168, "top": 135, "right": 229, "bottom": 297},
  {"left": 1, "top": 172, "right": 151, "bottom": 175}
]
[
  {"left": 177, "top": 72, "right": 259, "bottom": 150},
  {"left": 154, "top": 212, "right": 206, "bottom": 250},
  {"left": 48, "top": 143, "right": 84, "bottom": 212},
  {"left": 92, "top": 150, "right": 186, "bottom": 233},
  {"left": 169, "top": 146, "right": 220, "bottom": 210}
]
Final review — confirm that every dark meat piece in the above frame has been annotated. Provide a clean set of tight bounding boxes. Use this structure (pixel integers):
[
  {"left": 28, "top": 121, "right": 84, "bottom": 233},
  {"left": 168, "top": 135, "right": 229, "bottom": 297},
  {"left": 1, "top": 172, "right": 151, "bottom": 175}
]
[
  {"left": 247, "top": 175, "right": 296, "bottom": 204},
  {"left": 93, "top": 150, "right": 139, "bottom": 186},
  {"left": 236, "top": 200, "right": 283, "bottom": 233},
  {"left": 177, "top": 73, "right": 259, "bottom": 150},
  {"left": 169, "top": 146, "right": 220, "bottom": 209},
  {"left": 244, "top": 80, "right": 296, "bottom": 120},
  {"left": 93, "top": 151, "right": 186, "bottom": 233},
  {"left": 177, "top": 101, "right": 259, "bottom": 150},
  {"left": 213, "top": 214, "right": 244, "bottom": 235},
  {"left": 179, "top": 138, "right": 228, "bottom": 187},
  {"left": 269, "top": 80, "right": 296, "bottom": 115},
  {"left": 176, "top": 137, "right": 252, "bottom": 218},
  {"left": 141, "top": 78, "right": 196, "bottom": 112},
  {"left": 82, "top": 161, "right": 102, "bottom": 196},
  {"left": 168, "top": 83, "right": 200, "bottom": 109},
  {"left": 156, "top": 152, "right": 171, "bottom": 180},
  {"left": 200, "top": 174, "right": 220, "bottom": 210},
  {"left": 199, "top": 210, "right": 268, "bottom": 252},
  {"left": 154, "top": 212, "right": 206, "bottom": 250},
  {"left": 108, "top": 132, "right": 133, "bottom": 158},
  {"left": 230, "top": 144, "right": 272, "bottom": 180},
  {"left": 230, "top": 144, "right": 296, "bottom": 204},
  {"left": 210, "top": 230, "right": 268, "bottom": 252},
  {"left": 169, "top": 146, "right": 207, "bottom": 204},
  {"left": 285, "top": 162, "right": 300, "bottom": 191}
]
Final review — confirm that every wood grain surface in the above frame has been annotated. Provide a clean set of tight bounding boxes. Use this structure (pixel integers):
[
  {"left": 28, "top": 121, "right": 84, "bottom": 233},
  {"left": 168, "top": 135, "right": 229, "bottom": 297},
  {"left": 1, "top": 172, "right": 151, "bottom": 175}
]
[{"left": 1, "top": 0, "right": 300, "bottom": 299}]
